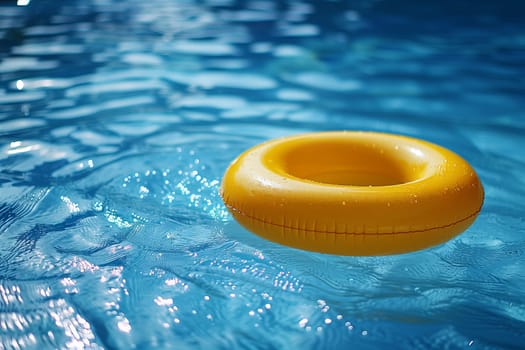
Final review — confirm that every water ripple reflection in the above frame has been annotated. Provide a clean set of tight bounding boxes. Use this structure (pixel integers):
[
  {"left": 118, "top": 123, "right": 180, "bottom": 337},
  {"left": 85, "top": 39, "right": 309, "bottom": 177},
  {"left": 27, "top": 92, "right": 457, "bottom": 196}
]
[{"left": 0, "top": 0, "right": 524, "bottom": 348}]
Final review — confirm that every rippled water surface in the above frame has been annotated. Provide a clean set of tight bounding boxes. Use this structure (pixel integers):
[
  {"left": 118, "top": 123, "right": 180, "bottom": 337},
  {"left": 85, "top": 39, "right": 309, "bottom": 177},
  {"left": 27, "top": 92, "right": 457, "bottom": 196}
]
[{"left": 1, "top": 0, "right": 524, "bottom": 348}]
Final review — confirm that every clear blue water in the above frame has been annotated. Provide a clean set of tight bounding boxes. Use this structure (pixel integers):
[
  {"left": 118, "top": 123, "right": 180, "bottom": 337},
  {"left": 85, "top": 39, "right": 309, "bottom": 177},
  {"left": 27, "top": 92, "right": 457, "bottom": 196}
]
[{"left": 1, "top": 0, "right": 524, "bottom": 348}]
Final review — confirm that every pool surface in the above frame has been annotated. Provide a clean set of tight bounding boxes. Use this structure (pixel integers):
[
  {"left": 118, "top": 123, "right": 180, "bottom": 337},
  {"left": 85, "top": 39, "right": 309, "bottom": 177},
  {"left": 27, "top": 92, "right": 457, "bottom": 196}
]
[{"left": 1, "top": 0, "right": 524, "bottom": 349}]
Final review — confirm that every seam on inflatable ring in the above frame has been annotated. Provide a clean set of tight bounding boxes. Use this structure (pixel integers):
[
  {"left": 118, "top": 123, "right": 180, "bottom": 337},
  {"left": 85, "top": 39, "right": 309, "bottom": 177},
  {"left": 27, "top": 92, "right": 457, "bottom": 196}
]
[{"left": 227, "top": 205, "right": 482, "bottom": 236}]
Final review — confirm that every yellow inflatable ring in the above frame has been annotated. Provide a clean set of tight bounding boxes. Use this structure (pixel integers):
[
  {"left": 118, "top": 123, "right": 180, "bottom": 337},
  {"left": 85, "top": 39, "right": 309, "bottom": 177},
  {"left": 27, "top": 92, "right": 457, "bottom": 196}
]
[{"left": 220, "top": 131, "right": 484, "bottom": 256}]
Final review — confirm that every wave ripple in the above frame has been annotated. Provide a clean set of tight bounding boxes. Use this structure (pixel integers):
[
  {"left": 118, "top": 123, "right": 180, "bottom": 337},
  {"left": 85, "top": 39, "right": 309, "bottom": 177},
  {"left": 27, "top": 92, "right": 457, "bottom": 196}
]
[{"left": 0, "top": 0, "right": 524, "bottom": 349}]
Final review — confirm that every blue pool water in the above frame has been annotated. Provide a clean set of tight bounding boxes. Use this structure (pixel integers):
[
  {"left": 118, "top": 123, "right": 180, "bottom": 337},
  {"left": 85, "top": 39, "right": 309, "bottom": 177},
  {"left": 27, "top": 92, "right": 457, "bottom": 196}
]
[{"left": 1, "top": 0, "right": 524, "bottom": 348}]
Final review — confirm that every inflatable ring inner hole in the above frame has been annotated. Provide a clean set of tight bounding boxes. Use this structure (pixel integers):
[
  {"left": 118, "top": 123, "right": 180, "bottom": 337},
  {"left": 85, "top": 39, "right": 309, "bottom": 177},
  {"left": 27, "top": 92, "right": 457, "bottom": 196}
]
[{"left": 264, "top": 138, "right": 430, "bottom": 187}]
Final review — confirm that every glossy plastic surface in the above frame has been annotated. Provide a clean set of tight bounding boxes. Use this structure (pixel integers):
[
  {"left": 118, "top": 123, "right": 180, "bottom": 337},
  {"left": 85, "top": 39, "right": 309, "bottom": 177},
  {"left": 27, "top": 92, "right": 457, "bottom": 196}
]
[{"left": 221, "top": 131, "right": 484, "bottom": 255}]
